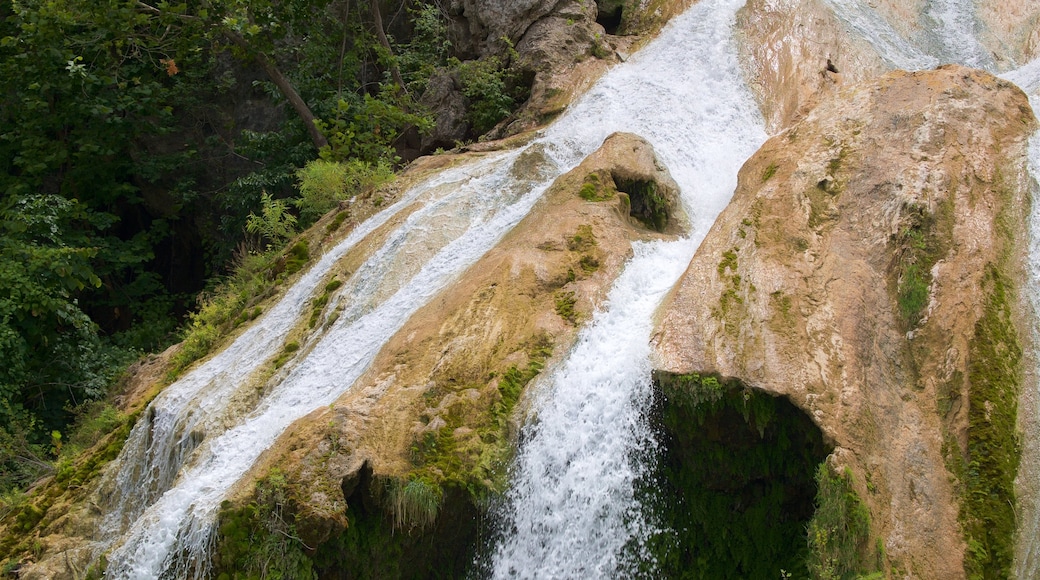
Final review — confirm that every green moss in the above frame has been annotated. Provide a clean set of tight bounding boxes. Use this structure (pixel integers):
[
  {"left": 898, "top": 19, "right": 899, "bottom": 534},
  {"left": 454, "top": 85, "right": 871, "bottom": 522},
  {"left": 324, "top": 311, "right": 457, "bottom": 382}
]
[
  {"left": 284, "top": 240, "right": 310, "bottom": 276},
  {"left": 213, "top": 470, "right": 316, "bottom": 580},
  {"left": 272, "top": 341, "right": 301, "bottom": 369},
  {"left": 578, "top": 173, "right": 613, "bottom": 202},
  {"left": 961, "top": 265, "right": 1020, "bottom": 580},
  {"left": 578, "top": 254, "right": 599, "bottom": 273},
  {"left": 892, "top": 203, "right": 948, "bottom": 328},
  {"left": 0, "top": 410, "right": 138, "bottom": 565},
  {"left": 326, "top": 210, "right": 349, "bottom": 234},
  {"left": 554, "top": 290, "right": 579, "bottom": 324},
  {"left": 806, "top": 464, "right": 880, "bottom": 579},
  {"left": 762, "top": 163, "right": 778, "bottom": 182},
  {"left": 407, "top": 335, "right": 552, "bottom": 500},
  {"left": 567, "top": 224, "right": 596, "bottom": 251},
  {"left": 718, "top": 248, "right": 738, "bottom": 275},
  {"left": 308, "top": 279, "right": 342, "bottom": 329}
]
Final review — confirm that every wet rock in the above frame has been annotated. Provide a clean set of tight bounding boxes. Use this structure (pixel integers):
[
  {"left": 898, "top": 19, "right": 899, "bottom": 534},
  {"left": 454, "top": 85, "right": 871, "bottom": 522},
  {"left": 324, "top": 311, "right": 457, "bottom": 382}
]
[{"left": 652, "top": 65, "right": 1036, "bottom": 578}]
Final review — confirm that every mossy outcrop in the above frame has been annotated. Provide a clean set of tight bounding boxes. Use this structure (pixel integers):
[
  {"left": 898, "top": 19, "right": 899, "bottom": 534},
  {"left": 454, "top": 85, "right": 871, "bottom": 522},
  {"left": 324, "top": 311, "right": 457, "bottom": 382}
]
[
  {"left": 213, "top": 133, "right": 686, "bottom": 577},
  {"left": 652, "top": 66, "right": 1036, "bottom": 578}
]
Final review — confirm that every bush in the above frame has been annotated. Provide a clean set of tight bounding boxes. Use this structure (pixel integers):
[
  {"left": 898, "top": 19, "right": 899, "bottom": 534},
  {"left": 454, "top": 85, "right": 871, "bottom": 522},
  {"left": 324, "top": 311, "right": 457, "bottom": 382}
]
[
  {"left": 295, "top": 159, "right": 394, "bottom": 226},
  {"left": 806, "top": 464, "right": 878, "bottom": 579},
  {"left": 246, "top": 192, "right": 297, "bottom": 247}
]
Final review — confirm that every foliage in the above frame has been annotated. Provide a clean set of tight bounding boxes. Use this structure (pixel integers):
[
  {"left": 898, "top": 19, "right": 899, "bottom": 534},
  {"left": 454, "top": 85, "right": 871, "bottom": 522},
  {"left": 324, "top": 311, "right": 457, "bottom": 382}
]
[
  {"left": 386, "top": 477, "right": 443, "bottom": 532},
  {"left": 806, "top": 464, "right": 879, "bottom": 580},
  {"left": 450, "top": 38, "right": 527, "bottom": 135},
  {"left": 214, "top": 470, "right": 316, "bottom": 580},
  {"left": 397, "top": 3, "right": 453, "bottom": 96},
  {"left": 295, "top": 159, "right": 394, "bottom": 226},
  {"left": 961, "top": 265, "right": 1021, "bottom": 580},
  {"left": 168, "top": 250, "right": 281, "bottom": 378},
  {"left": 247, "top": 193, "right": 299, "bottom": 247},
  {"left": 642, "top": 374, "right": 831, "bottom": 578},
  {"left": 318, "top": 92, "right": 433, "bottom": 164}
]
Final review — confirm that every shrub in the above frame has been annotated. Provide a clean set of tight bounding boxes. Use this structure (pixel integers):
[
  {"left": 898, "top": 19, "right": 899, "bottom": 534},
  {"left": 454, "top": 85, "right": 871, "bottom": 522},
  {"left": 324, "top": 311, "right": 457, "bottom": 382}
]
[
  {"left": 295, "top": 159, "right": 394, "bottom": 226},
  {"left": 246, "top": 192, "right": 297, "bottom": 247},
  {"left": 806, "top": 464, "right": 878, "bottom": 579}
]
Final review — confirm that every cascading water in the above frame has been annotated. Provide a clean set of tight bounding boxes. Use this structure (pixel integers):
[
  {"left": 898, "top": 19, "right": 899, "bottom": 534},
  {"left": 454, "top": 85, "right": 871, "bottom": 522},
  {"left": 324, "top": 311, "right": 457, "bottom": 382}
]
[
  {"left": 823, "top": 0, "right": 937, "bottom": 70},
  {"left": 919, "top": 0, "right": 995, "bottom": 70},
  {"left": 102, "top": 147, "right": 575, "bottom": 578},
  {"left": 489, "top": 0, "right": 767, "bottom": 575},
  {"left": 101, "top": 0, "right": 769, "bottom": 572},
  {"left": 95, "top": 0, "right": 1040, "bottom": 576}
]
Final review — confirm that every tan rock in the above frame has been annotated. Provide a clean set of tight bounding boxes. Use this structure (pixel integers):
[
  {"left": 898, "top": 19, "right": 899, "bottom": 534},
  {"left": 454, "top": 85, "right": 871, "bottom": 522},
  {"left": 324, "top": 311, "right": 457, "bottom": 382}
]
[
  {"left": 736, "top": 0, "right": 887, "bottom": 133},
  {"left": 652, "top": 65, "right": 1036, "bottom": 578},
  {"left": 237, "top": 133, "right": 685, "bottom": 545}
]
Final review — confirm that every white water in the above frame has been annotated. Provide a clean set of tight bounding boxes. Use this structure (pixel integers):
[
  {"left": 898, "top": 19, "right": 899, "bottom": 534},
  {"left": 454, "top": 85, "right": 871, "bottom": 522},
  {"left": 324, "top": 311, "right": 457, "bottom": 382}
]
[
  {"left": 919, "top": 0, "right": 995, "bottom": 70},
  {"left": 103, "top": 0, "right": 770, "bottom": 572},
  {"left": 489, "top": 0, "right": 767, "bottom": 575},
  {"left": 823, "top": 0, "right": 938, "bottom": 70},
  {"left": 100, "top": 164, "right": 449, "bottom": 533},
  {"left": 100, "top": 0, "right": 1040, "bottom": 576},
  {"left": 103, "top": 147, "right": 571, "bottom": 578}
]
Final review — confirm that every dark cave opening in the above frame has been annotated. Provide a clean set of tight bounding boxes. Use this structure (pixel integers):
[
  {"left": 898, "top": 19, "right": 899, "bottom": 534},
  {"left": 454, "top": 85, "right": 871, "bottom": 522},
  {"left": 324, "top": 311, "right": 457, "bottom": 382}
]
[
  {"left": 614, "top": 174, "right": 669, "bottom": 231},
  {"left": 309, "top": 463, "right": 485, "bottom": 579},
  {"left": 597, "top": 5, "right": 624, "bottom": 35},
  {"left": 643, "top": 372, "right": 832, "bottom": 579}
]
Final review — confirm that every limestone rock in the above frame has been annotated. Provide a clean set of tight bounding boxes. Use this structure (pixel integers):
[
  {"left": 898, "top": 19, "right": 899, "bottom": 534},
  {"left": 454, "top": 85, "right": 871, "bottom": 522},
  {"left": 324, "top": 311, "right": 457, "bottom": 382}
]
[
  {"left": 651, "top": 65, "right": 1036, "bottom": 578},
  {"left": 736, "top": 0, "right": 887, "bottom": 132},
  {"left": 233, "top": 133, "right": 686, "bottom": 572},
  {"left": 446, "top": 0, "right": 568, "bottom": 57},
  {"left": 419, "top": 73, "right": 471, "bottom": 151}
]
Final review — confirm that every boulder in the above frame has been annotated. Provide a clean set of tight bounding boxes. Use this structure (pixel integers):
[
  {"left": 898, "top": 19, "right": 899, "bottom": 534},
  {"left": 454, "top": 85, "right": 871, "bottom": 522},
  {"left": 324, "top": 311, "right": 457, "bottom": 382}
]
[{"left": 652, "top": 65, "right": 1036, "bottom": 578}]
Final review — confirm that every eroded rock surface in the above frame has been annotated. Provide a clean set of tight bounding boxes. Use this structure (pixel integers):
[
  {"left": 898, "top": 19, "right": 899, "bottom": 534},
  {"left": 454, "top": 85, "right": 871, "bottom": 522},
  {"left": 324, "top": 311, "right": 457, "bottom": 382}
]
[
  {"left": 226, "top": 133, "right": 685, "bottom": 576},
  {"left": 652, "top": 65, "right": 1035, "bottom": 578}
]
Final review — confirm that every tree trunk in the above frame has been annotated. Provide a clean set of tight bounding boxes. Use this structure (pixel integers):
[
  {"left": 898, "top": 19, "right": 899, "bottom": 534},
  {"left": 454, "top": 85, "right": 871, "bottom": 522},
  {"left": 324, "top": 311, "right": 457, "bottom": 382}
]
[
  {"left": 136, "top": 2, "right": 330, "bottom": 151},
  {"left": 224, "top": 30, "right": 330, "bottom": 151},
  {"left": 369, "top": 0, "right": 407, "bottom": 93}
]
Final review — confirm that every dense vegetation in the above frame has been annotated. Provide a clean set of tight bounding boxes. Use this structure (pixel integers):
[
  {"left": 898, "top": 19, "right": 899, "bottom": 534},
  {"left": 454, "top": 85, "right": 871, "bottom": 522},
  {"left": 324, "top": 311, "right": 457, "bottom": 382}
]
[{"left": 0, "top": 0, "right": 531, "bottom": 496}]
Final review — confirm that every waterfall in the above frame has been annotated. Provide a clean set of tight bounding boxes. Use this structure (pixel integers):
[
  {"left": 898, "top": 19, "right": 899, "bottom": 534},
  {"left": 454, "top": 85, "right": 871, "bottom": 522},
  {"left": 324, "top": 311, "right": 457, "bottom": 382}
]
[
  {"left": 95, "top": 0, "right": 1040, "bottom": 576},
  {"left": 489, "top": 0, "right": 767, "bottom": 575},
  {"left": 102, "top": 0, "right": 769, "bottom": 573},
  {"left": 823, "top": 0, "right": 937, "bottom": 70}
]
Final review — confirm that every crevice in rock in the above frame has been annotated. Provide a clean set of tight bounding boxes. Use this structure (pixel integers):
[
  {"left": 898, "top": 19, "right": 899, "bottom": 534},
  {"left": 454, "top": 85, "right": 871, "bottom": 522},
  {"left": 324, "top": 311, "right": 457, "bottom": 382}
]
[
  {"left": 596, "top": 2, "right": 624, "bottom": 35},
  {"left": 313, "top": 473, "right": 485, "bottom": 579},
  {"left": 614, "top": 174, "right": 669, "bottom": 231},
  {"left": 641, "top": 371, "right": 832, "bottom": 578}
]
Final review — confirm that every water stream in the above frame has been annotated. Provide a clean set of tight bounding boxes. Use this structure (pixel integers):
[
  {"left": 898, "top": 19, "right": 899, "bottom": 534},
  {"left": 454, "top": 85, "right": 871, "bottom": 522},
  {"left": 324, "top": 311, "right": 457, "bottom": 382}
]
[
  {"left": 102, "top": 0, "right": 770, "bottom": 572},
  {"left": 98, "top": 0, "right": 1040, "bottom": 576},
  {"left": 489, "top": 0, "right": 767, "bottom": 575}
]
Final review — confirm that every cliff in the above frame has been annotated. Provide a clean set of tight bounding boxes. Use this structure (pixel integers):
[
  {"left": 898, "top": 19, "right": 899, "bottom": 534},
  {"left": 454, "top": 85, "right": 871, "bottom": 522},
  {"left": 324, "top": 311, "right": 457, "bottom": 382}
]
[{"left": 652, "top": 65, "right": 1036, "bottom": 578}]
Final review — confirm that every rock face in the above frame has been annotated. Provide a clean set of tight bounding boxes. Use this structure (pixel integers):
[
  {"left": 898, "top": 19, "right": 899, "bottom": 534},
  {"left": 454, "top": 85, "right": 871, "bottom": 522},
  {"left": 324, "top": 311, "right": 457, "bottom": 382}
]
[
  {"left": 652, "top": 66, "right": 1035, "bottom": 578},
  {"left": 736, "top": 0, "right": 887, "bottom": 133},
  {"left": 223, "top": 133, "right": 685, "bottom": 577},
  {"left": 736, "top": 0, "right": 1040, "bottom": 134}
]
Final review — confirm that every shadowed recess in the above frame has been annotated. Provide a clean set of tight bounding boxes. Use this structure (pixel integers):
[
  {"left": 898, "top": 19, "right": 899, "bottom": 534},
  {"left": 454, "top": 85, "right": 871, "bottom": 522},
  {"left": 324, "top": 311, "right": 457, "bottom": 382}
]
[{"left": 641, "top": 372, "right": 832, "bottom": 578}]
